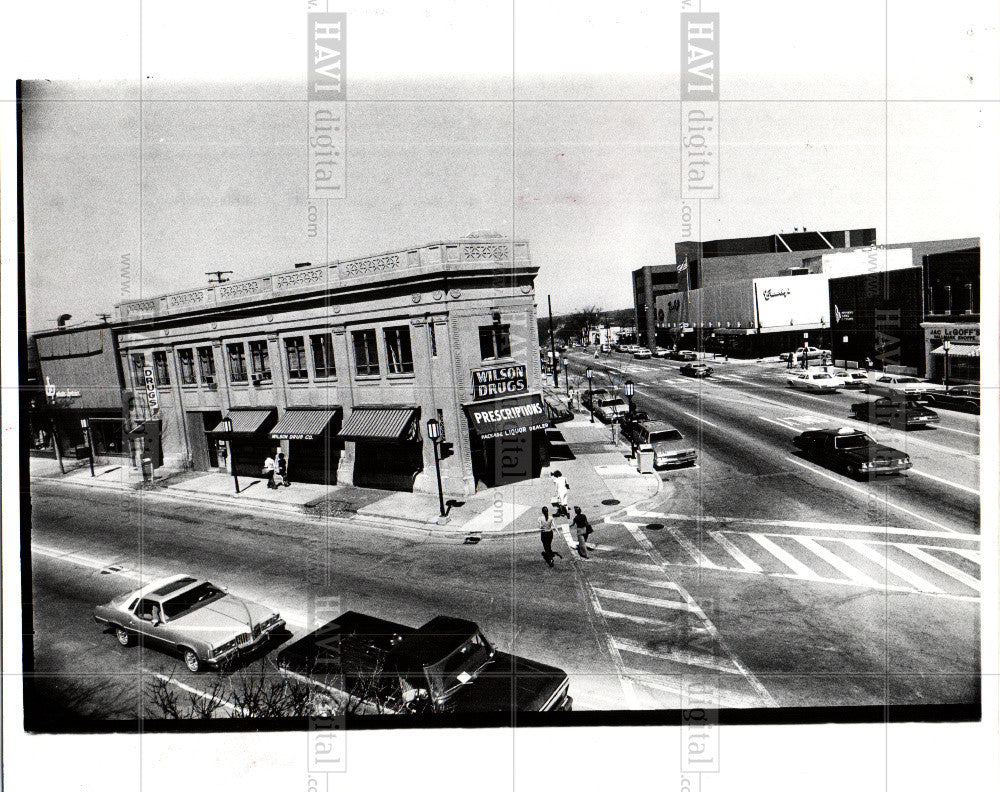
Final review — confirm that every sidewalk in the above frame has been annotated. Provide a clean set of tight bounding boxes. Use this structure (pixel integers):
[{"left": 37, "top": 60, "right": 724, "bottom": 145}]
[{"left": 28, "top": 401, "right": 661, "bottom": 538}]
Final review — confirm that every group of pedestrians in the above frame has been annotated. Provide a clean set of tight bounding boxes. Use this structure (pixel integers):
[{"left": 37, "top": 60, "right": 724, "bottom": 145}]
[
  {"left": 537, "top": 470, "right": 596, "bottom": 567},
  {"left": 262, "top": 449, "right": 290, "bottom": 490}
]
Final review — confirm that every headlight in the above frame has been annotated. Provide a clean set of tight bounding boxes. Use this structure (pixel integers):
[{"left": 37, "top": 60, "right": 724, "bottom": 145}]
[{"left": 860, "top": 462, "right": 872, "bottom": 470}]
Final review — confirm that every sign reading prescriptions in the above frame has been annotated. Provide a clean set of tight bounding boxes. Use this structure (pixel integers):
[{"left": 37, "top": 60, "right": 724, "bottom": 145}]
[
  {"left": 472, "top": 364, "right": 527, "bottom": 400},
  {"left": 464, "top": 393, "right": 547, "bottom": 440},
  {"left": 753, "top": 273, "right": 830, "bottom": 330},
  {"left": 142, "top": 365, "right": 159, "bottom": 412}
]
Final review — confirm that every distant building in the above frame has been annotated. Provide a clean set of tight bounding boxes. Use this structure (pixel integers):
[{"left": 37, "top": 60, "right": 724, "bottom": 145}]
[{"left": 632, "top": 265, "right": 678, "bottom": 347}]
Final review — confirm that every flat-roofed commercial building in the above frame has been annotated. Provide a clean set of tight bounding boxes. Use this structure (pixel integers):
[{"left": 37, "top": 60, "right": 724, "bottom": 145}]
[
  {"left": 114, "top": 237, "right": 545, "bottom": 496},
  {"left": 632, "top": 265, "right": 678, "bottom": 347}
]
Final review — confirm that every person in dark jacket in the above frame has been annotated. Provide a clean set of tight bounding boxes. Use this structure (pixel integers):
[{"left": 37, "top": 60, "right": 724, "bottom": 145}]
[{"left": 276, "top": 452, "right": 290, "bottom": 487}]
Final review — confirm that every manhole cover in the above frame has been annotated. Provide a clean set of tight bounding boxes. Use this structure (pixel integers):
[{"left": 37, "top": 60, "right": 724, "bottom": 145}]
[
  {"left": 463, "top": 536, "right": 481, "bottom": 545},
  {"left": 601, "top": 499, "right": 620, "bottom": 506},
  {"left": 645, "top": 523, "right": 664, "bottom": 531}
]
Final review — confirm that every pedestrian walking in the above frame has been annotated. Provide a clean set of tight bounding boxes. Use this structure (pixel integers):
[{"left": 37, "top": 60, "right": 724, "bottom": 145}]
[
  {"left": 551, "top": 470, "right": 570, "bottom": 518},
  {"left": 865, "top": 356, "right": 873, "bottom": 372},
  {"left": 538, "top": 507, "right": 562, "bottom": 567},
  {"left": 276, "top": 452, "right": 290, "bottom": 487},
  {"left": 787, "top": 351, "right": 795, "bottom": 370},
  {"left": 571, "top": 506, "right": 593, "bottom": 558},
  {"left": 263, "top": 453, "right": 276, "bottom": 488}
]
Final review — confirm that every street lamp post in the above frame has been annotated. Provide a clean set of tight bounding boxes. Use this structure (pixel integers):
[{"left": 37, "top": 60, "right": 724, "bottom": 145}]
[
  {"left": 563, "top": 360, "right": 570, "bottom": 398},
  {"left": 222, "top": 417, "right": 239, "bottom": 493},
  {"left": 624, "top": 380, "right": 636, "bottom": 459},
  {"left": 585, "top": 367, "right": 594, "bottom": 423},
  {"left": 803, "top": 331, "right": 809, "bottom": 369},
  {"left": 942, "top": 339, "right": 951, "bottom": 391},
  {"left": 426, "top": 419, "right": 446, "bottom": 518}
]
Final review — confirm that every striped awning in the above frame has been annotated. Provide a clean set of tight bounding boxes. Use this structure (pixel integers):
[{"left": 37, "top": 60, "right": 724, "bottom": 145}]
[
  {"left": 208, "top": 409, "right": 274, "bottom": 436},
  {"left": 542, "top": 396, "right": 574, "bottom": 424},
  {"left": 337, "top": 406, "right": 420, "bottom": 442},
  {"left": 270, "top": 408, "right": 341, "bottom": 440},
  {"left": 931, "top": 344, "right": 979, "bottom": 358}
]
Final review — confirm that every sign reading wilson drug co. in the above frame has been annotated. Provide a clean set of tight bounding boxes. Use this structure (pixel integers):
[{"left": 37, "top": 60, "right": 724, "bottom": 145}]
[{"left": 471, "top": 364, "right": 527, "bottom": 401}]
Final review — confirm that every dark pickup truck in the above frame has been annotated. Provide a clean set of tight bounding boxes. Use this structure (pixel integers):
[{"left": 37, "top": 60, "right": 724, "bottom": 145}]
[
  {"left": 793, "top": 427, "right": 912, "bottom": 479},
  {"left": 277, "top": 611, "right": 572, "bottom": 714}
]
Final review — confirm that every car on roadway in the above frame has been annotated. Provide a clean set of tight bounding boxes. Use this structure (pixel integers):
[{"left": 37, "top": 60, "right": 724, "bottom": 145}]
[
  {"left": 633, "top": 347, "right": 652, "bottom": 360},
  {"left": 670, "top": 350, "right": 699, "bottom": 361},
  {"left": 865, "top": 374, "right": 942, "bottom": 400},
  {"left": 679, "top": 362, "right": 713, "bottom": 378},
  {"left": 652, "top": 347, "right": 672, "bottom": 358},
  {"left": 93, "top": 574, "right": 286, "bottom": 672},
  {"left": 849, "top": 397, "right": 940, "bottom": 430},
  {"left": 833, "top": 369, "right": 870, "bottom": 389},
  {"left": 594, "top": 396, "right": 628, "bottom": 423},
  {"left": 920, "top": 384, "right": 980, "bottom": 414},
  {"left": 786, "top": 370, "right": 844, "bottom": 392},
  {"left": 624, "top": 420, "right": 697, "bottom": 468},
  {"left": 780, "top": 346, "right": 831, "bottom": 362},
  {"left": 792, "top": 427, "right": 912, "bottom": 479}
]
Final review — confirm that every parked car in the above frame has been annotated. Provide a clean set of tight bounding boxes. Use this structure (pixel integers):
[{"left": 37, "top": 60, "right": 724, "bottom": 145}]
[
  {"left": 277, "top": 611, "right": 572, "bottom": 714},
  {"left": 679, "top": 362, "right": 713, "bottom": 378},
  {"left": 93, "top": 575, "right": 286, "bottom": 672},
  {"left": 792, "top": 427, "right": 912, "bottom": 479},
  {"left": 595, "top": 396, "right": 628, "bottom": 423},
  {"left": 671, "top": 350, "right": 698, "bottom": 361},
  {"left": 624, "top": 420, "right": 697, "bottom": 468},
  {"left": 633, "top": 348, "right": 652, "bottom": 360},
  {"left": 850, "top": 397, "right": 940, "bottom": 430},
  {"left": 786, "top": 370, "right": 844, "bottom": 392},
  {"left": 780, "top": 346, "right": 831, "bottom": 362},
  {"left": 582, "top": 388, "right": 609, "bottom": 410},
  {"left": 652, "top": 347, "right": 672, "bottom": 358},
  {"left": 833, "top": 370, "right": 870, "bottom": 389},
  {"left": 865, "top": 374, "right": 943, "bottom": 400},
  {"left": 921, "top": 385, "right": 980, "bottom": 414}
]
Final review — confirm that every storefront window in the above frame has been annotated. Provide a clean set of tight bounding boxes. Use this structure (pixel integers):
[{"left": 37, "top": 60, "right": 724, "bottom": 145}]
[
  {"left": 249, "top": 340, "right": 271, "bottom": 381},
  {"left": 352, "top": 329, "right": 380, "bottom": 377},
  {"left": 285, "top": 337, "right": 309, "bottom": 380},
  {"left": 227, "top": 343, "right": 248, "bottom": 382},
  {"left": 178, "top": 348, "right": 196, "bottom": 385},
  {"left": 311, "top": 333, "right": 336, "bottom": 378},
  {"left": 198, "top": 346, "right": 216, "bottom": 384},
  {"left": 385, "top": 327, "right": 414, "bottom": 374},
  {"left": 131, "top": 353, "right": 146, "bottom": 387},
  {"left": 429, "top": 322, "right": 438, "bottom": 357},
  {"left": 479, "top": 324, "right": 511, "bottom": 360}
]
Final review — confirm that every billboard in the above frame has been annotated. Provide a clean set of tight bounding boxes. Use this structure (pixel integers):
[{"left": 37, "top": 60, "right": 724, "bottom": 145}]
[{"left": 753, "top": 273, "right": 830, "bottom": 330}]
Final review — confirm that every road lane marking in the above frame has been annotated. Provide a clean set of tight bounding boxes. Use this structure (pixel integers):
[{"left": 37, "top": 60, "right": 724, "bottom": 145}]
[
  {"left": 661, "top": 524, "right": 721, "bottom": 568},
  {"left": 907, "top": 468, "right": 979, "bottom": 496},
  {"left": 610, "top": 637, "right": 742, "bottom": 675},
  {"left": 593, "top": 587, "right": 693, "bottom": 611},
  {"left": 601, "top": 610, "right": 683, "bottom": 628},
  {"left": 708, "top": 531, "right": 764, "bottom": 573},
  {"left": 150, "top": 672, "right": 236, "bottom": 715},
  {"left": 790, "top": 536, "right": 881, "bottom": 587},
  {"left": 946, "top": 547, "right": 982, "bottom": 562},
  {"left": 681, "top": 411, "right": 722, "bottom": 429},
  {"left": 748, "top": 534, "right": 823, "bottom": 580},
  {"left": 783, "top": 456, "right": 963, "bottom": 534},
  {"left": 932, "top": 424, "right": 979, "bottom": 439},
  {"left": 841, "top": 539, "right": 944, "bottom": 594},
  {"left": 895, "top": 545, "right": 981, "bottom": 592}
]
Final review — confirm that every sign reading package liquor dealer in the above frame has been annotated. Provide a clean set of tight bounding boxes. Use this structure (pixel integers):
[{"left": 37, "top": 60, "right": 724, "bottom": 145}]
[{"left": 472, "top": 364, "right": 527, "bottom": 400}]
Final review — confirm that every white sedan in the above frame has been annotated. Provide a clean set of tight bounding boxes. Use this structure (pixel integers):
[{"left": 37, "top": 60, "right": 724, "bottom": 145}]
[{"left": 786, "top": 371, "right": 844, "bottom": 392}]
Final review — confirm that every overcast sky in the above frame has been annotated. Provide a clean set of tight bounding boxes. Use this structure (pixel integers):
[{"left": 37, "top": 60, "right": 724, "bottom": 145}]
[{"left": 17, "top": 1, "right": 999, "bottom": 331}]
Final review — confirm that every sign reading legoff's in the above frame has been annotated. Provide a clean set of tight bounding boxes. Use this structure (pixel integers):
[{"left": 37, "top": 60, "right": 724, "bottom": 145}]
[
  {"left": 925, "top": 324, "right": 980, "bottom": 344},
  {"left": 472, "top": 364, "right": 527, "bottom": 401},
  {"left": 142, "top": 365, "right": 159, "bottom": 412}
]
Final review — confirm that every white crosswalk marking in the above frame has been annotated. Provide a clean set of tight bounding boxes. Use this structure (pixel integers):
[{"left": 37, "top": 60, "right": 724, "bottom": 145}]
[
  {"left": 601, "top": 610, "right": 680, "bottom": 628},
  {"left": 709, "top": 531, "right": 763, "bottom": 573},
  {"left": 944, "top": 547, "right": 981, "bottom": 563},
  {"left": 841, "top": 539, "right": 944, "bottom": 594},
  {"left": 610, "top": 637, "right": 742, "bottom": 675},
  {"left": 749, "top": 534, "right": 823, "bottom": 580},
  {"left": 663, "top": 524, "right": 722, "bottom": 568},
  {"left": 895, "top": 545, "right": 981, "bottom": 592},
  {"left": 593, "top": 587, "right": 693, "bottom": 612},
  {"left": 790, "top": 536, "right": 881, "bottom": 587}
]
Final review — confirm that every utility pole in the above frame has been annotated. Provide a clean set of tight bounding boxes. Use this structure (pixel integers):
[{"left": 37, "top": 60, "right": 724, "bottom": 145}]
[{"left": 548, "top": 295, "right": 559, "bottom": 388}]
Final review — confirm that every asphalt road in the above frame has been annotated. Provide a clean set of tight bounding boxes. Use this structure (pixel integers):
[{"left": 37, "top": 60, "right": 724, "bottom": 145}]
[{"left": 25, "top": 351, "right": 980, "bottom": 719}]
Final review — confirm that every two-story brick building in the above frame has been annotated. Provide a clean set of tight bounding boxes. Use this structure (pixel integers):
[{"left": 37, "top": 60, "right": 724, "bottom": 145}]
[{"left": 114, "top": 236, "right": 546, "bottom": 496}]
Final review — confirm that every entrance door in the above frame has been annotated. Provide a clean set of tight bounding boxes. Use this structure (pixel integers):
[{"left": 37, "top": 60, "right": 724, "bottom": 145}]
[
  {"left": 470, "top": 429, "right": 544, "bottom": 488},
  {"left": 352, "top": 441, "right": 423, "bottom": 491},
  {"left": 289, "top": 437, "right": 343, "bottom": 485}
]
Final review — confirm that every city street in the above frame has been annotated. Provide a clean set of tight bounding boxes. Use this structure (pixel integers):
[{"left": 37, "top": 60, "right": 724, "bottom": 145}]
[{"left": 27, "top": 349, "right": 980, "bottom": 720}]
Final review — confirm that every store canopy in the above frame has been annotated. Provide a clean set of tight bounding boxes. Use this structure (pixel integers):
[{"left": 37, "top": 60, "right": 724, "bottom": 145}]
[
  {"left": 270, "top": 407, "right": 341, "bottom": 440},
  {"left": 337, "top": 406, "right": 420, "bottom": 442},
  {"left": 931, "top": 344, "right": 979, "bottom": 358},
  {"left": 541, "top": 396, "right": 574, "bottom": 425},
  {"left": 208, "top": 409, "right": 274, "bottom": 436},
  {"left": 463, "top": 392, "right": 548, "bottom": 440}
]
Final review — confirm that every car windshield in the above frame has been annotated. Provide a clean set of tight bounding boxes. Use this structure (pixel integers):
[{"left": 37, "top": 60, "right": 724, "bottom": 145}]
[
  {"left": 423, "top": 633, "right": 493, "bottom": 701},
  {"left": 161, "top": 582, "right": 225, "bottom": 620},
  {"left": 834, "top": 433, "right": 875, "bottom": 450},
  {"left": 601, "top": 399, "right": 626, "bottom": 408},
  {"left": 649, "top": 430, "right": 684, "bottom": 443},
  {"left": 895, "top": 377, "right": 920, "bottom": 383},
  {"left": 813, "top": 374, "right": 832, "bottom": 380}
]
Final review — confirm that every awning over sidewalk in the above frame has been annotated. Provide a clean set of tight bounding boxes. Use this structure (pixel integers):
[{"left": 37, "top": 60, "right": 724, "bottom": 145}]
[
  {"left": 269, "top": 407, "right": 341, "bottom": 440},
  {"left": 337, "top": 406, "right": 420, "bottom": 442},
  {"left": 208, "top": 408, "right": 275, "bottom": 436},
  {"left": 541, "top": 395, "right": 574, "bottom": 425},
  {"left": 931, "top": 344, "right": 980, "bottom": 357},
  {"left": 463, "top": 392, "right": 548, "bottom": 440}
]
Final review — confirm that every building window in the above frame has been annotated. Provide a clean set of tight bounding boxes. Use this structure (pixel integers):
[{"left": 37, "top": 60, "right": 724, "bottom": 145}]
[
  {"left": 178, "top": 348, "right": 196, "bottom": 385},
  {"left": 153, "top": 351, "right": 170, "bottom": 386},
  {"left": 352, "top": 329, "right": 380, "bottom": 377},
  {"left": 384, "top": 326, "right": 414, "bottom": 374},
  {"left": 429, "top": 322, "right": 438, "bottom": 357},
  {"left": 198, "top": 346, "right": 216, "bottom": 384},
  {"left": 310, "top": 333, "right": 336, "bottom": 378},
  {"left": 479, "top": 323, "right": 511, "bottom": 360},
  {"left": 130, "top": 353, "right": 146, "bottom": 387},
  {"left": 284, "top": 337, "right": 309, "bottom": 380},
  {"left": 249, "top": 340, "right": 271, "bottom": 381},
  {"left": 227, "top": 343, "right": 248, "bottom": 382}
]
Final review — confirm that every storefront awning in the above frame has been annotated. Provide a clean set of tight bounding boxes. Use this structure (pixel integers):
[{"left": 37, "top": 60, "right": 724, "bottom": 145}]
[
  {"left": 463, "top": 392, "right": 548, "bottom": 440},
  {"left": 337, "top": 406, "right": 420, "bottom": 442},
  {"left": 542, "top": 396, "right": 574, "bottom": 425},
  {"left": 931, "top": 344, "right": 980, "bottom": 357},
  {"left": 208, "top": 409, "right": 275, "bottom": 436},
  {"left": 270, "top": 408, "right": 341, "bottom": 440}
]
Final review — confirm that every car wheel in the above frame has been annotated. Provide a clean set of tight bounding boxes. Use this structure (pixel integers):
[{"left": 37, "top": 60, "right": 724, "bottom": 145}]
[
  {"left": 182, "top": 648, "right": 201, "bottom": 673},
  {"left": 115, "top": 627, "right": 133, "bottom": 647}
]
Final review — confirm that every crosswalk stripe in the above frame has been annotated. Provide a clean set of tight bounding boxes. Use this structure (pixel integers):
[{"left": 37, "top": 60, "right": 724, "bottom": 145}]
[
  {"left": 601, "top": 609, "right": 679, "bottom": 628},
  {"left": 709, "top": 531, "right": 763, "bottom": 573},
  {"left": 663, "top": 524, "right": 722, "bottom": 568},
  {"left": 841, "top": 540, "right": 944, "bottom": 594},
  {"left": 790, "top": 536, "right": 881, "bottom": 587},
  {"left": 896, "top": 545, "right": 981, "bottom": 592},
  {"left": 749, "top": 534, "right": 823, "bottom": 580},
  {"left": 597, "top": 559, "right": 665, "bottom": 575},
  {"left": 610, "top": 637, "right": 742, "bottom": 675},
  {"left": 945, "top": 547, "right": 982, "bottom": 563},
  {"left": 593, "top": 587, "right": 693, "bottom": 611}
]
